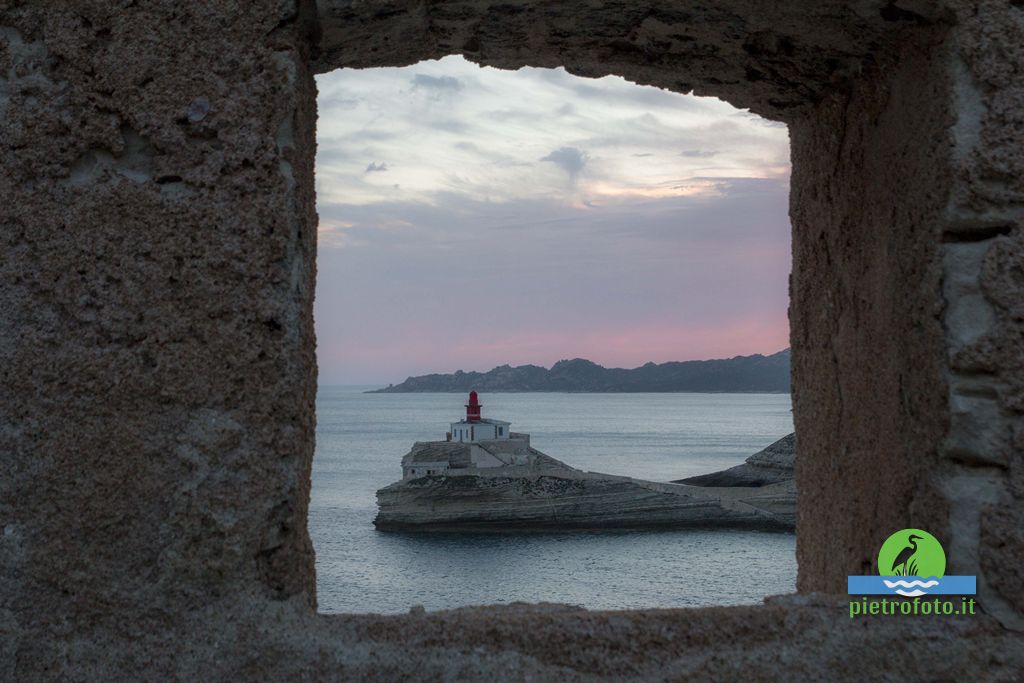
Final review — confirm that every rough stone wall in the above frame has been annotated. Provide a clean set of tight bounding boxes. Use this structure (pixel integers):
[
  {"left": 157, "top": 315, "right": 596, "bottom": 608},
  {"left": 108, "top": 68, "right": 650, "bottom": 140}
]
[
  {"left": 790, "top": 29, "right": 954, "bottom": 594},
  {"left": 3, "top": 0, "right": 1024, "bottom": 679},
  {"left": 940, "top": 0, "right": 1024, "bottom": 631},
  {"left": 314, "top": 0, "right": 950, "bottom": 121},
  {"left": 0, "top": 0, "right": 321, "bottom": 669},
  {"left": 793, "top": 2, "right": 1024, "bottom": 632}
]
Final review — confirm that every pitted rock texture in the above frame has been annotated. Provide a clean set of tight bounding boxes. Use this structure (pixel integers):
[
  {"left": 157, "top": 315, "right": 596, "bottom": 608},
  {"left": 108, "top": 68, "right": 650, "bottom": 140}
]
[
  {"left": 375, "top": 466, "right": 795, "bottom": 531},
  {"left": 790, "top": 26, "right": 957, "bottom": 593},
  {"left": 1, "top": 0, "right": 321, "bottom": 651},
  {"left": 980, "top": 505, "right": 1024, "bottom": 617},
  {"left": 8, "top": 596, "right": 1024, "bottom": 680},
  {"left": 314, "top": 0, "right": 948, "bottom": 121}
]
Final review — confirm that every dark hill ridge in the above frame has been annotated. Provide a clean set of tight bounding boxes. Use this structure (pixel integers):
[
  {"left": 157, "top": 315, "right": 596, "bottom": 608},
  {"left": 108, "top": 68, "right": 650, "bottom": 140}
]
[{"left": 369, "top": 349, "right": 790, "bottom": 393}]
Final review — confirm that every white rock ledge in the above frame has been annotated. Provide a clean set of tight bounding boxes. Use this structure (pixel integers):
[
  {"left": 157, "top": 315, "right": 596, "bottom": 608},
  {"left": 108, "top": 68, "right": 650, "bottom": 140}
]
[{"left": 374, "top": 447, "right": 795, "bottom": 532}]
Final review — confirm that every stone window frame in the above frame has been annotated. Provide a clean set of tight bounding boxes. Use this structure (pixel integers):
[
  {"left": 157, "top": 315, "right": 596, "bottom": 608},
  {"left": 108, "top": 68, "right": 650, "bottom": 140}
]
[{"left": 4, "top": 1, "right": 1022, "bottom": 678}]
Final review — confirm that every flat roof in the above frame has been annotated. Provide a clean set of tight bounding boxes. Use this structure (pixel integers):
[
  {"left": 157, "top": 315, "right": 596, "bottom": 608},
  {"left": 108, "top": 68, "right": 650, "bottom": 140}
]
[{"left": 450, "top": 418, "right": 511, "bottom": 426}]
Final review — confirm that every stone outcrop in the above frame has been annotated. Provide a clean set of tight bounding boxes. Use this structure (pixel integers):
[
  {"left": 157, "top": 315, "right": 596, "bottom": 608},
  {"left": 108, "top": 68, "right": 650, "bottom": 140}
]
[
  {"left": 375, "top": 447, "right": 795, "bottom": 531},
  {"left": 676, "top": 433, "right": 795, "bottom": 487}
]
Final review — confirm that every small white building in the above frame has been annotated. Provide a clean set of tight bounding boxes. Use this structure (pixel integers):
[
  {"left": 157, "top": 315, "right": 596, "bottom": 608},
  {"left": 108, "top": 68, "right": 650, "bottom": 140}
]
[
  {"left": 449, "top": 391, "right": 510, "bottom": 443},
  {"left": 449, "top": 419, "right": 511, "bottom": 443}
]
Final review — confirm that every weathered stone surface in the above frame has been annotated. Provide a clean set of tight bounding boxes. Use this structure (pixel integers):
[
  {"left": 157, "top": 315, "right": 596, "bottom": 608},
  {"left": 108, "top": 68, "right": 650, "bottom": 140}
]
[
  {"left": 980, "top": 505, "right": 1024, "bottom": 617},
  {"left": 3, "top": 0, "right": 1024, "bottom": 679},
  {"left": 677, "top": 433, "right": 795, "bottom": 487},
  {"left": 375, "top": 449, "right": 795, "bottom": 531},
  {"left": 790, "top": 25, "right": 954, "bottom": 590},
  {"left": 377, "top": 474, "right": 791, "bottom": 531},
  {"left": 8, "top": 596, "right": 1024, "bottom": 680},
  {"left": 937, "top": 0, "right": 1024, "bottom": 631},
  {"left": 314, "top": 0, "right": 947, "bottom": 122},
  {"left": 1, "top": 0, "right": 321, "bottom": 660}
]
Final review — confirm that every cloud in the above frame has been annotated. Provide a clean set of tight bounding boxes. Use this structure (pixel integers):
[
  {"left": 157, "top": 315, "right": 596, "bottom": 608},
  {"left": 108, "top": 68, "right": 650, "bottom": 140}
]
[
  {"left": 315, "top": 55, "right": 789, "bottom": 207},
  {"left": 426, "top": 119, "right": 468, "bottom": 133},
  {"left": 317, "top": 178, "right": 789, "bottom": 260},
  {"left": 311, "top": 56, "right": 792, "bottom": 382},
  {"left": 320, "top": 94, "right": 360, "bottom": 111},
  {"left": 412, "top": 73, "right": 463, "bottom": 92},
  {"left": 540, "top": 146, "right": 589, "bottom": 182}
]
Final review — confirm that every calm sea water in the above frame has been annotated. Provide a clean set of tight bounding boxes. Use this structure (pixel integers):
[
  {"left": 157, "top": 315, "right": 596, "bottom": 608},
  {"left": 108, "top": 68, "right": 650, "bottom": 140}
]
[{"left": 310, "top": 388, "right": 796, "bottom": 614}]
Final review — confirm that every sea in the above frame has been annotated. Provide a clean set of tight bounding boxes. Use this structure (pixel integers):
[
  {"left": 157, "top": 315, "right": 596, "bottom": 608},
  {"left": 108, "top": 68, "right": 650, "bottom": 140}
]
[{"left": 310, "top": 387, "right": 796, "bottom": 614}]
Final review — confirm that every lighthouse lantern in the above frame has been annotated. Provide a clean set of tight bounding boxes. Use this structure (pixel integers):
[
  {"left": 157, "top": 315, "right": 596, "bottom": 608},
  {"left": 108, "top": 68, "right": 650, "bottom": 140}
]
[{"left": 465, "top": 390, "right": 482, "bottom": 422}]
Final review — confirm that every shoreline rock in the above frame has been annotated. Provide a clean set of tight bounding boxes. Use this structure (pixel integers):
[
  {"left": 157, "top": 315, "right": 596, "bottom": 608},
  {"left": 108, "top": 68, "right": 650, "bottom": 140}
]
[
  {"left": 374, "top": 441, "right": 796, "bottom": 532},
  {"left": 674, "top": 433, "right": 795, "bottom": 487}
]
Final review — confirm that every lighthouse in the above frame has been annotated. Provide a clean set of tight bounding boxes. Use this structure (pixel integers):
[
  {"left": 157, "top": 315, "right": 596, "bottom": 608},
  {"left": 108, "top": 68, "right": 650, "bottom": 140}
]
[
  {"left": 449, "top": 390, "right": 510, "bottom": 443},
  {"left": 465, "top": 390, "right": 482, "bottom": 422},
  {"left": 402, "top": 391, "right": 532, "bottom": 478}
]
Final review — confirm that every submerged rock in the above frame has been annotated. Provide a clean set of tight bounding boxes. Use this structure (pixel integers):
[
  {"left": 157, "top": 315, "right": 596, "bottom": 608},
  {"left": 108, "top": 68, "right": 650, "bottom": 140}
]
[{"left": 674, "top": 433, "right": 795, "bottom": 487}]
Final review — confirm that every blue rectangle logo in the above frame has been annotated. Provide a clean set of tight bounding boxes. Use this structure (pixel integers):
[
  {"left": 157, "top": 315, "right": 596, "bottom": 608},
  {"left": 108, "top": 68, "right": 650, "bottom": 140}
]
[{"left": 847, "top": 575, "right": 976, "bottom": 596}]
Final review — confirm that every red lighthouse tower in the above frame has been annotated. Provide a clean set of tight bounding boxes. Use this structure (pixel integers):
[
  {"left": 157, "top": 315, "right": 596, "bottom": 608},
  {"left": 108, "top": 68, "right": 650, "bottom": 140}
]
[{"left": 465, "top": 390, "right": 482, "bottom": 423}]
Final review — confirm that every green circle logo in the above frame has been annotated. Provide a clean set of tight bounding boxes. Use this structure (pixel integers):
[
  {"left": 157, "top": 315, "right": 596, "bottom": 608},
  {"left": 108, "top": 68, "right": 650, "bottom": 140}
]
[{"left": 877, "top": 529, "right": 946, "bottom": 578}]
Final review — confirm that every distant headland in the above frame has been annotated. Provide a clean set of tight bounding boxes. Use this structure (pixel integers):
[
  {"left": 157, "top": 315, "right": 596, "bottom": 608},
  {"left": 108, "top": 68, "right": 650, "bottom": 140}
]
[{"left": 368, "top": 349, "right": 790, "bottom": 393}]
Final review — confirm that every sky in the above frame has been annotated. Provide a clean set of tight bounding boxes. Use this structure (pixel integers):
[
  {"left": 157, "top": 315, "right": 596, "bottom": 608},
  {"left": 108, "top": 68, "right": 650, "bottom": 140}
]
[{"left": 315, "top": 56, "right": 791, "bottom": 385}]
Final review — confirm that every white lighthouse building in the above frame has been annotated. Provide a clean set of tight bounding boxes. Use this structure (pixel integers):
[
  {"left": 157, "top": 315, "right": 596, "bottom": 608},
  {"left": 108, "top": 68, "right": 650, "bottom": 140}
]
[
  {"left": 401, "top": 391, "right": 533, "bottom": 479},
  {"left": 449, "top": 391, "right": 510, "bottom": 443}
]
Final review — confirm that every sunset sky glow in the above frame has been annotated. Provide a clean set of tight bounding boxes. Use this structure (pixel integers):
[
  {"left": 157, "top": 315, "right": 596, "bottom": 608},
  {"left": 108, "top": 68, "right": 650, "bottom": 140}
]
[{"left": 315, "top": 56, "right": 791, "bottom": 385}]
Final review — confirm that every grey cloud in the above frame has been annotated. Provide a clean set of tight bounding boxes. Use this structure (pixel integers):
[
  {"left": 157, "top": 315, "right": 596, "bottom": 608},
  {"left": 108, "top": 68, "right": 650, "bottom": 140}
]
[
  {"left": 316, "top": 198, "right": 590, "bottom": 265},
  {"left": 733, "top": 110, "right": 788, "bottom": 128},
  {"left": 427, "top": 119, "right": 469, "bottom": 133},
  {"left": 359, "top": 130, "right": 401, "bottom": 141},
  {"left": 681, "top": 149, "right": 718, "bottom": 158},
  {"left": 578, "top": 115, "right": 710, "bottom": 149},
  {"left": 484, "top": 108, "right": 540, "bottom": 123},
  {"left": 318, "top": 177, "right": 788, "bottom": 253},
  {"left": 316, "top": 146, "right": 351, "bottom": 165},
  {"left": 321, "top": 95, "right": 360, "bottom": 111},
  {"left": 540, "top": 146, "right": 589, "bottom": 181},
  {"left": 412, "top": 74, "right": 463, "bottom": 92},
  {"left": 323, "top": 130, "right": 399, "bottom": 147},
  {"left": 365, "top": 161, "right": 389, "bottom": 173},
  {"left": 449, "top": 140, "right": 532, "bottom": 170},
  {"left": 632, "top": 153, "right": 654, "bottom": 158},
  {"left": 564, "top": 77, "right": 709, "bottom": 112}
]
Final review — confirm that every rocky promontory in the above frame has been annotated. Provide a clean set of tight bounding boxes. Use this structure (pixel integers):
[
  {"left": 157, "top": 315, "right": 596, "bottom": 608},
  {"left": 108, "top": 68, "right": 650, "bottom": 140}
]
[
  {"left": 674, "top": 433, "right": 795, "bottom": 487},
  {"left": 374, "top": 440, "right": 795, "bottom": 532}
]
